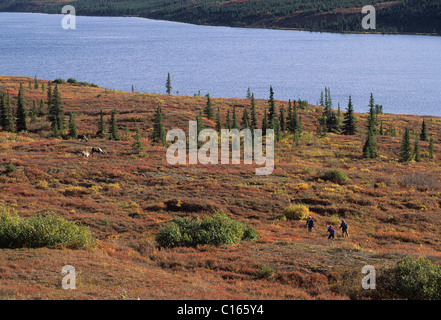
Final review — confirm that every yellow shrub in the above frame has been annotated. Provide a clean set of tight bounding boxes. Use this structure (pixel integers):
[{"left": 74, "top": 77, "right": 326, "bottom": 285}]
[
  {"left": 62, "top": 186, "right": 90, "bottom": 196},
  {"left": 36, "top": 180, "right": 49, "bottom": 190},
  {"left": 283, "top": 204, "right": 310, "bottom": 220}
]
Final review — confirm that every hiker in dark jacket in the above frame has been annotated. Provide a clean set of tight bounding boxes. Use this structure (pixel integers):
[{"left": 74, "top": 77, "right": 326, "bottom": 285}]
[
  {"left": 339, "top": 219, "right": 349, "bottom": 238},
  {"left": 306, "top": 216, "right": 315, "bottom": 233},
  {"left": 327, "top": 225, "right": 335, "bottom": 242}
]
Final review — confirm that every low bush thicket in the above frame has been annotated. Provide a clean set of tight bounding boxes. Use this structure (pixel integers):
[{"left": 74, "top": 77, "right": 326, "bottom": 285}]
[
  {"left": 0, "top": 205, "right": 94, "bottom": 249},
  {"left": 156, "top": 212, "right": 257, "bottom": 248}
]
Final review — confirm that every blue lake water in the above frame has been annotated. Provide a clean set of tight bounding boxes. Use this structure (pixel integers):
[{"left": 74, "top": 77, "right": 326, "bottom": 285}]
[{"left": 1, "top": 12, "right": 440, "bottom": 116}]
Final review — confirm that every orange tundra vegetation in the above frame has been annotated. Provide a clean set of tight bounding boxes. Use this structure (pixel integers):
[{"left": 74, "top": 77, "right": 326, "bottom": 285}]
[{"left": 0, "top": 75, "right": 441, "bottom": 300}]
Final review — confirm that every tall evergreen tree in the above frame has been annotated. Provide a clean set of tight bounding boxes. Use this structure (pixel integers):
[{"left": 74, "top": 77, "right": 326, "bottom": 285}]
[
  {"left": 367, "top": 93, "right": 378, "bottom": 133},
  {"left": 215, "top": 107, "right": 222, "bottom": 132},
  {"left": 30, "top": 100, "right": 37, "bottom": 124},
  {"left": 250, "top": 93, "right": 257, "bottom": 129},
  {"left": 38, "top": 99, "right": 45, "bottom": 117},
  {"left": 420, "top": 119, "right": 428, "bottom": 142},
  {"left": 262, "top": 109, "right": 268, "bottom": 136},
  {"left": 0, "top": 92, "right": 15, "bottom": 132},
  {"left": 166, "top": 73, "right": 172, "bottom": 95},
  {"left": 414, "top": 138, "right": 421, "bottom": 162},
  {"left": 268, "top": 86, "right": 276, "bottom": 124},
  {"left": 428, "top": 137, "right": 435, "bottom": 160},
  {"left": 342, "top": 96, "right": 357, "bottom": 135},
  {"left": 34, "top": 75, "right": 39, "bottom": 89},
  {"left": 319, "top": 90, "right": 324, "bottom": 107},
  {"left": 204, "top": 94, "right": 214, "bottom": 120},
  {"left": 246, "top": 87, "right": 251, "bottom": 99},
  {"left": 15, "top": 83, "right": 28, "bottom": 132},
  {"left": 241, "top": 108, "right": 250, "bottom": 130},
  {"left": 225, "top": 110, "right": 231, "bottom": 130},
  {"left": 49, "top": 84, "right": 65, "bottom": 135},
  {"left": 46, "top": 81, "right": 52, "bottom": 116},
  {"left": 399, "top": 128, "right": 413, "bottom": 162},
  {"left": 232, "top": 106, "right": 239, "bottom": 130},
  {"left": 152, "top": 105, "right": 166, "bottom": 145},
  {"left": 108, "top": 108, "right": 121, "bottom": 141},
  {"left": 363, "top": 127, "right": 378, "bottom": 159},
  {"left": 0, "top": 93, "right": 6, "bottom": 129},
  {"left": 279, "top": 105, "right": 286, "bottom": 132},
  {"left": 68, "top": 111, "right": 78, "bottom": 139},
  {"left": 196, "top": 111, "right": 205, "bottom": 135},
  {"left": 132, "top": 124, "right": 145, "bottom": 155},
  {"left": 96, "top": 109, "right": 107, "bottom": 137},
  {"left": 290, "top": 101, "right": 301, "bottom": 134}
]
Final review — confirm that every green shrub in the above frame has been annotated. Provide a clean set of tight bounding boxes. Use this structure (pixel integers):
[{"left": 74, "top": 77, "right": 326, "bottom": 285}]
[
  {"left": 67, "top": 78, "right": 78, "bottom": 84},
  {"left": 283, "top": 204, "right": 309, "bottom": 220},
  {"left": 156, "top": 212, "right": 257, "bottom": 248},
  {"left": 0, "top": 205, "right": 94, "bottom": 249},
  {"left": 322, "top": 169, "right": 348, "bottom": 184},
  {"left": 379, "top": 256, "right": 441, "bottom": 300},
  {"left": 5, "top": 160, "right": 16, "bottom": 173},
  {"left": 256, "top": 265, "right": 275, "bottom": 279},
  {"left": 52, "top": 78, "right": 66, "bottom": 84}
]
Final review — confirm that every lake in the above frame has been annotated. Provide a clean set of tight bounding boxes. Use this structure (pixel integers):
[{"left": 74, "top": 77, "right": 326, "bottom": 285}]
[{"left": 1, "top": 12, "right": 440, "bottom": 116}]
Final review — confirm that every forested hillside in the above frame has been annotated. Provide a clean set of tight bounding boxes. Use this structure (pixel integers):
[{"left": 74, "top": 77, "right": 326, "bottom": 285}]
[{"left": 0, "top": 0, "right": 440, "bottom": 35}]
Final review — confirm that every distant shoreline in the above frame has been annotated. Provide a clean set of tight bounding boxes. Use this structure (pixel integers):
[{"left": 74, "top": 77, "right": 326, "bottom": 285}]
[{"left": 1, "top": 11, "right": 439, "bottom": 38}]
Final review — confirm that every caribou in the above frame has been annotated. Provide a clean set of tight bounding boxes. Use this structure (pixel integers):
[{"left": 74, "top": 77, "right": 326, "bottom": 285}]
[
  {"left": 78, "top": 135, "right": 89, "bottom": 142},
  {"left": 90, "top": 147, "right": 104, "bottom": 155}
]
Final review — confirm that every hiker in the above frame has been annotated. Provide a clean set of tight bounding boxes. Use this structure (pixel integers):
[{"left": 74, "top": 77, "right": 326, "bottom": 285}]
[
  {"left": 339, "top": 219, "right": 349, "bottom": 238},
  {"left": 306, "top": 216, "right": 315, "bottom": 233},
  {"left": 327, "top": 225, "right": 335, "bottom": 242}
]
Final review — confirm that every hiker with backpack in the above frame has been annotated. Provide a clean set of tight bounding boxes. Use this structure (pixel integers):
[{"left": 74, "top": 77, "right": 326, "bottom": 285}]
[
  {"left": 327, "top": 225, "right": 335, "bottom": 243},
  {"left": 339, "top": 219, "right": 349, "bottom": 238},
  {"left": 306, "top": 216, "right": 315, "bottom": 233}
]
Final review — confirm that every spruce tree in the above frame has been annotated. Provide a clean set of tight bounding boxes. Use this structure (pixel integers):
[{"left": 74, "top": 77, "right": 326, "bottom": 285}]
[
  {"left": 196, "top": 111, "right": 205, "bottom": 135},
  {"left": 68, "top": 112, "right": 78, "bottom": 139},
  {"left": 38, "top": 99, "right": 45, "bottom": 116},
  {"left": 290, "top": 101, "right": 301, "bottom": 134},
  {"left": 215, "top": 107, "right": 222, "bottom": 132},
  {"left": 363, "top": 127, "right": 378, "bottom": 159},
  {"left": 250, "top": 93, "right": 257, "bottom": 129},
  {"left": 46, "top": 81, "right": 52, "bottom": 117},
  {"left": 96, "top": 109, "right": 107, "bottom": 137},
  {"left": 367, "top": 93, "right": 377, "bottom": 133},
  {"left": 0, "top": 93, "right": 6, "bottom": 129},
  {"left": 232, "top": 106, "right": 239, "bottom": 130},
  {"left": 268, "top": 86, "right": 276, "bottom": 124},
  {"left": 414, "top": 138, "right": 421, "bottom": 162},
  {"left": 342, "top": 96, "right": 356, "bottom": 135},
  {"left": 279, "top": 106, "right": 286, "bottom": 132},
  {"left": 15, "top": 83, "right": 28, "bottom": 132},
  {"left": 49, "top": 84, "right": 65, "bottom": 135},
  {"left": 30, "top": 100, "right": 37, "bottom": 124},
  {"left": 225, "top": 110, "right": 231, "bottom": 130},
  {"left": 152, "top": 105, "right": 166, "bottom": 145},
  {"left": 166, "top": 73, "right": 172, "bottom": 95},
  {"left": 34, "top": 75, "right": 39, "bottom": 89},
  {"left": 428, "top": 137, "right": 435, "bottom": 160},
  {"left": 132, "top": 124, "right": 145, "bottom": 155},
  {"left": 1, "top": 92, "right": 15, "bottom": 132},
  {"left": 108, "top": 108, "right": 121, "bottom": 141},
  {"left": 262, "top": 109, "right": 268, "bottom": 136},
  {"left": 241, "top": 108, "right": 250, "bottom": 130},
  {"left": 420, "top": 119, "right": 428, "bottom": 142},
  {"left": 204, "top": 94, "right": 214, "bottom": 120},
  {"left": 399, "top": 128, "right": 413, "bottom": 162},
  {"left": 246, "top": 87, "right": 251, "bottom": 99}
]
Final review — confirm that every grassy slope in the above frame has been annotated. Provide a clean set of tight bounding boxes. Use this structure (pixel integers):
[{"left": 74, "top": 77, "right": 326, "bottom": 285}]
[
  {"left": 0, "top": 0, "right": 440, "bottom": 35},
  {"left": 1, "top": 75, "right": 441, "bottom": 299}
]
